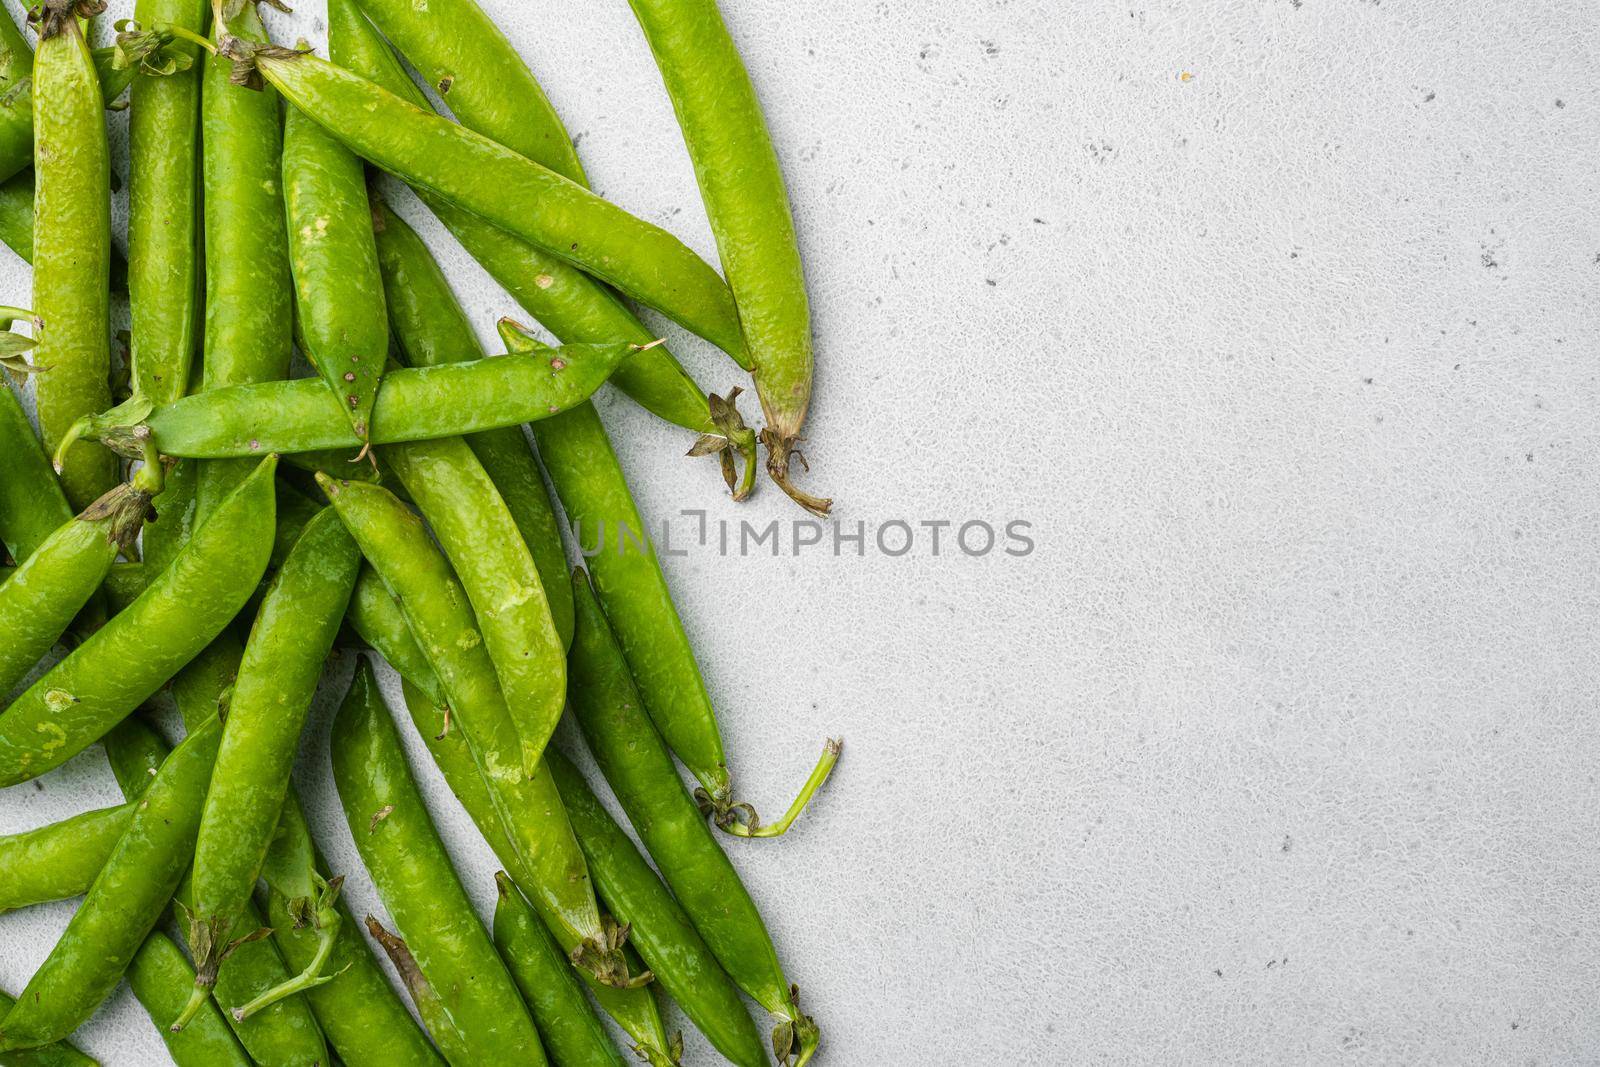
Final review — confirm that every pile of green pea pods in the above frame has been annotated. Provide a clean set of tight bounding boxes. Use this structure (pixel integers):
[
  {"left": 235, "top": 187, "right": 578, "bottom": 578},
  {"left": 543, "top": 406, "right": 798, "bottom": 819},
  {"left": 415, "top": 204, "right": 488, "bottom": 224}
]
[{"left": 0, "top": 0, "right": 841, "bottom": 1063}]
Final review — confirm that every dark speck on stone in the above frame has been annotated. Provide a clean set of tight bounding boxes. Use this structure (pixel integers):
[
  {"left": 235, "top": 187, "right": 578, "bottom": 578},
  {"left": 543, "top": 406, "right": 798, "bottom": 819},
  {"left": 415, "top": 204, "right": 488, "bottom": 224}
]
[
  {"left": 1423, "top": 91, "right": 1436, "bottom": 102},
  {"left": 985, "top": 279, "right": 997, "bottom": 287},
  {"left": 1556, "top": 99, "right": 1565, "bottom": 108}
]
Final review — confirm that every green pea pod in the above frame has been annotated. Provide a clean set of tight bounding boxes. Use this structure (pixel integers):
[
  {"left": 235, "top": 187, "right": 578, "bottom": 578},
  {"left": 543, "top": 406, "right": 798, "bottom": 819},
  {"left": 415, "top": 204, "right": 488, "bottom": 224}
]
[
  {"left": 196, "top": 2, "right": 293, "bottom": 515},
  {"left": 625, "top": 0, "right": 826, "bottom": 512},
  {"left": 186, "top": 506, "right": 359, "bottom": 1021},
  {"left": 384, "top": 436, "right": 565, "bottom": 773},
  {"left": 233, "top": 45, "right": 744, "bottom": 361},
  {"left": 105, "top": 659, "right": 334, "bottom": 1067},
  {"left": 367, "top": 193, "right": 572, "bottom": 647},
  {"left": 330, "top": 0, "right": 753, "bottom": 490},
  {"left": 316, "top": 475, "right": 634, "bottom": 988},
  {"left": 349, "top": 0, "right": 580, "bottom": 182},
  {"left": 0, "top": 801, "right": 133, "bottom": 913},
  {"left": 283, "top": 104, "right": 385, "bottom": 443},
  {"left": 74, "top": 343, "right": 635, "bottom": 459},
  {"left": 128, "top": 932, "right": 252, "bottom": 1067},
  {"left": 0, "top": 717, "right": 221, "bottom": 1052},
  {"left": 0, "top": 495, "right": 123, "bottom": 694},
  {"left": 0, "top": 5, "right": 139, "bottom": 183},
  {"left": 0, "top": 990, "right": 93, "bottom": 1067},
  {"left": 492, "top": 873, "right": 629, "bottom": 1067},
  {"left": 347, "top": 565, "right": 447, "bottom": 705},
  {"left": 0, "top": 9, "right": 34, "bottom": 181},
  {"left": 31, "top": 0, "right": 115, "bottom": 510},
  {"left": 263, "top": 847, "right": 446, "bottom": 1067},
  {"left": 394, "top": 678, "right": 678, "bottom": 1066},
  {"left": 0, "top": 454, "right": 277, "bottom": 787},
  {"left": 330, "top": 659, "right": 549, "bottom": 1067},
  {"left": 500, "top": 322, "right": 834, "bottom": 837},
  {"left": 545, "top": 750, "right": 768, "bottom": 1067},
  {"left": 127, "top": 0, "right": 207, "bottom": 406},
  {"left": 0, "top": 374, "right": 71, "bottom": 563},
  {"left": 568, "top": 571, "right": 823, "bottom": 1063}
]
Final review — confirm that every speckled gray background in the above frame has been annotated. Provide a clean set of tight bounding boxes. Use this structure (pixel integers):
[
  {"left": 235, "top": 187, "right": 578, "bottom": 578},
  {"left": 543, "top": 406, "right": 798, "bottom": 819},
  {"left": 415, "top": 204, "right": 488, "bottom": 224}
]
[{"left": 3, "top": 0, "right": 1599, "bottom": 1063}]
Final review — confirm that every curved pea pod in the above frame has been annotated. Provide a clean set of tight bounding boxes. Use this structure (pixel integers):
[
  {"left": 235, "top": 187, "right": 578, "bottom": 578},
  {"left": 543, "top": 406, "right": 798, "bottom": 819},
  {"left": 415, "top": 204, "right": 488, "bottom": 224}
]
[
  {"left": 128, "top": 932, "right": 252, "bottom": 1067},
  {"left": 568, "top": 571, "right": 824, "bottom": 1064},
  {"left": 0, "top": 989, "right": 94, "bottom": 1067},
  {"left": 0, "top": 8, "right": 34, "bottom": 181},
  {"left": 242, "top": 47, "right": 744, "bottom": 361},
  {"left": 31, "top": 0, "right": 116, "bottom": 510},
  {"left": 504, "top": 327, "right": 838, "bottom": 838},
  {"left": 0, "top": 801, "right": 133, "bottom": 913},
  {"left": 625, "top": 0, "right": 826, "bottom": 512},
  {"left": 75, "top": 343, "right": 634, "bottom": 459},
  {"left": 316, "top": 475, "right": 634, "bottom": 989},
  {"left": 385, "top": 436, "right": 565, "bottom": 773},
  {"left": 283, "top": 103, "right": 386, "bottom": 444},
  {"left": 545, "top": 751, "right": 768, "bottom": 1067},
  {"left": 186, "top": 506, "right": 360, "bottom": 1019},
  {"left": 195, "top": 1, "right": 294, "bottom": 514},
  {"left": 330, "top": 660, "right": 549, "bottom": 1066},
  {"left": 332, "top": 4, "right": 754, "bottom": 491},
  {"left": 366, "top": 192, "right": 573, "bottom": 647},
  {"left": 395, "top": 679, "right": 678, "bottom": 1066},
  {"left": 492, "top": 873, "right": 630, "bottom": 1067},
  {"left": 0, "top": 717, "right": 221, "bottom": 1052},
  {"left": 0, "top": 455, "right": 277, "bottom": 787},
  {"left": 0, "top": 477, "right": 157, "bottom": 693}
]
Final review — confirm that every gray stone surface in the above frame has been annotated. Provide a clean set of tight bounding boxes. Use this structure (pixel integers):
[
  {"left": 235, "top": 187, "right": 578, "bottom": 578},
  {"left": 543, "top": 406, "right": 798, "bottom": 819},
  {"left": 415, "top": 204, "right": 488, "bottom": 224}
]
[{"left": 3, "top": 0, "right": 1598, "bottom": 1063}]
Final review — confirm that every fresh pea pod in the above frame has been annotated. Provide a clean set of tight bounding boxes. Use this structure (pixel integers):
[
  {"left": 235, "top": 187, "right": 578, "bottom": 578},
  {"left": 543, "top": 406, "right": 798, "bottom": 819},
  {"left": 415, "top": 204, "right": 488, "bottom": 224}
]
[
  {"left": 317, "top": 474, "right": 636, "bottom": 989},
  {"left": 346, "top": 565, "right": 446, "bottom": 706},
  {"left": 366, "top": 193, "right": 572, "bottom": 647},
  {"left": 384, "top": 436, "right": 565, "bottom": 773},
  {"left": 546, "top": 750, "right": 768, "bottom": 1067},
  {"left": 183, "top": 506, "right": 359, "bottom": 1025},
  {"left": 31, "top": 0, "right": 115, "bottom": 510},
  {"left": 106, "top": 657, "right": 335, "bottom": 1067},
  {"left": 0, "top": 455, "right": 277, "bottom": 786},
  {"left": 126, "top": 0, "right": 207, "bottom": 406},
  {"left": 569, "top": 570, "right": 823, "bottom": 1063},
  {"left": 0, "top": 373, "right": 70, "bottom": 563},
  {"left": 394, "top": 678, "right": 678, "bottom": 1066},
  {"left": 0, "top": 4, "right": 138, "bottom": 182},
  {"left": 331, "top": 1, "right": 754, "bottom": 489},
  {"left": 626, "top": 0, "right": 827, "bottom": 512},
  {"left": 331, "top": 659, "right": 549, "bottom": 1067},
  {"left": 0, "top": 990, "right": 93, "bottom": 1067},
  {"left": 493, "top": 872, "right": 630, "bottom": 1067},
  {"left": 0, "top": 801, "right": 133, "bottom": 913},
  {"left": 263, "top": 839, "right": 446, "bottom": 1067},
  {"left": 212, "top": 41, "right": 744, "bottom": 360},
  {"left": 0, "top": 483, "right": 141, "bottom": 694},
  {"left": 501, "top": 323, "right": 834, "bottom": 837},
  {"left": 195, "top": 0, "right": 293, "bottom": 515},
  {"left": 0, "top": 9, "right": 33, "bottom": 181},
  {"left": 283, "top": 102, "right": 385, "bottom": 444},
  {"left": 128, "top": 932, "right": 253, "bottom": 1067},
  {"left": 0, "top": 169, "right": 129, "bottom": 294},
  {"left": 73, "top": 342, "right": 635, "bottom": 459},
  {"left": 0, "top": 717, "right": 221, "bottom": 1052}
]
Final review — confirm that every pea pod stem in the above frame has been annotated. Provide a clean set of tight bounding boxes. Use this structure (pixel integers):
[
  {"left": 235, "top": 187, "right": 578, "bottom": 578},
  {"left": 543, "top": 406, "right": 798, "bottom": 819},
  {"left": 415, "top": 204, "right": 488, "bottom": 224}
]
[{"left": 228, "top": 871, "right": 344, "bottom": 1022}]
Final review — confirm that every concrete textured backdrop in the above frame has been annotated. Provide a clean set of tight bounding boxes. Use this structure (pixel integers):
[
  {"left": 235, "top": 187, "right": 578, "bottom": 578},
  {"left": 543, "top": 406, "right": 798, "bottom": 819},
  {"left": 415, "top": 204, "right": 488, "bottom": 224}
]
[{"left": 2, "top": 0, "right": 1598, "bottom": 1063}]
